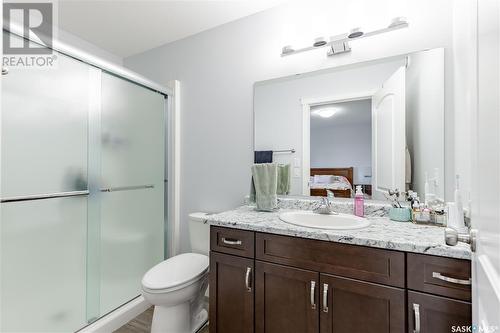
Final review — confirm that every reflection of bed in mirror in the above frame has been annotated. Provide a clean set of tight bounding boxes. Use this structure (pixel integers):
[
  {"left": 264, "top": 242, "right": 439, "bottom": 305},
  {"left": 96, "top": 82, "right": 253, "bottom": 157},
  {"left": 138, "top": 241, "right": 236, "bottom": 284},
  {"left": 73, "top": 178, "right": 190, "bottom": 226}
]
[{"left": 309, "top": 167, "right": 353, "bottom": 198}]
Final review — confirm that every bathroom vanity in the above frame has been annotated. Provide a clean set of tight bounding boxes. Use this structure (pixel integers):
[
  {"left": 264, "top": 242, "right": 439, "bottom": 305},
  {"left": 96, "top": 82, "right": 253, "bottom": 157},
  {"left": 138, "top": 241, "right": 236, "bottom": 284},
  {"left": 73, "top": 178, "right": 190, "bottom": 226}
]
[{"left": 207, "top": 202, "right": 471, "bottom": 333}]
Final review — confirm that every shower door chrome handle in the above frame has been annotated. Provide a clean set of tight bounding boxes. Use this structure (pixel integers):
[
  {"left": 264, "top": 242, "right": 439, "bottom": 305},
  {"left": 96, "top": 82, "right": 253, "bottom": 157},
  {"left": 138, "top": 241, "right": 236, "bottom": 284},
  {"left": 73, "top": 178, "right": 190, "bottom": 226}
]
[
  {"left": 310, "top": 281, "right": 316, "bottom": 310},
  {"left": 100, "top": 184, "right": 154, "bottom": 192},
  {"left": 413, "top": 303, "right": 421, "bottom": 333},
  {"left": 0, "top": 190, "right": 89, "bottom": 203},
  {"left": 245, "top": 267, "right": 252, "bottom": 292}
]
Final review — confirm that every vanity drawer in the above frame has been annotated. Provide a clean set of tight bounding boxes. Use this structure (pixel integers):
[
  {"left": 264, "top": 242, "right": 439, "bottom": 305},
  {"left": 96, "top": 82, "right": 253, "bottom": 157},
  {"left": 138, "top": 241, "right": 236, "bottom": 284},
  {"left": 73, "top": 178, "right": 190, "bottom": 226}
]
[
  {"left": 407, "top": 253, "right": 471, "bottom": 301},
  {"left": 256, "top": 232, "right": 405, "bottom": 287},
  {"left": 210, "top": 226, "right": 255, "bottom": 258}
]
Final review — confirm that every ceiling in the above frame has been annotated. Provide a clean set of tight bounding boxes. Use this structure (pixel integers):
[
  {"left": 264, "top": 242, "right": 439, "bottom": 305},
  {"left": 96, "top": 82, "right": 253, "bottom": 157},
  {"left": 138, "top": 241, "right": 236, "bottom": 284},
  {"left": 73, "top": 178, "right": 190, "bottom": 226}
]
[
  {"left": 57, "top": 0, "right": 286, "bottom": 59},
  {"left": 310, "top": 99, "right": 372, "bottom": 129}
]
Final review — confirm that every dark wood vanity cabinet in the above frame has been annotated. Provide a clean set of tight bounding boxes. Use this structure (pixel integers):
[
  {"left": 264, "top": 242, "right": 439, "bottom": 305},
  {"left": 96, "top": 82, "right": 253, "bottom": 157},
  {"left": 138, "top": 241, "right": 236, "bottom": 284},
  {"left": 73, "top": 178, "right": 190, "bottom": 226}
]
[
  {"left": 209, "top": 226, "right": 472, "bottom": 333},
  {"left": 209, "top": 252, "right": 254, "bottom": 333},
  {"left": 320, "top": 274, "right": 405, "bottom": 333},
  {"left": 407, "top": 291, "right": 472, "bottom": 333},
  {"left": 255, "top": 261, "right": 319, "bottom": 333},
  {"left": 406, "top": 253, "right": 472, "bottom": 333}
]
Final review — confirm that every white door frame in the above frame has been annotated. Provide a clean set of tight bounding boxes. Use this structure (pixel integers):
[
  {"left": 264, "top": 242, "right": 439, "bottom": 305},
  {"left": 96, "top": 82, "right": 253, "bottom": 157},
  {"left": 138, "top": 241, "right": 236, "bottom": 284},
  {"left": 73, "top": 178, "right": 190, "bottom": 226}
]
[
  {"left": 472, "top": 0, "right": 500, "bottom": 328},
  {"left": 300, "top": 91, "right": 375, "bottom": 196}
]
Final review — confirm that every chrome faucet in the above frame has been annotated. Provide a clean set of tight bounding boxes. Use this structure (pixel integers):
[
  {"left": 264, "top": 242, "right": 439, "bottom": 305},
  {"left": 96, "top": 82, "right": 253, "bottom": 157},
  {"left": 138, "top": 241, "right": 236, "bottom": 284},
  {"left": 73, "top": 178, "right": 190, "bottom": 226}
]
[{"left": 313, "top": 196, "right": 337, "bottom": 215}]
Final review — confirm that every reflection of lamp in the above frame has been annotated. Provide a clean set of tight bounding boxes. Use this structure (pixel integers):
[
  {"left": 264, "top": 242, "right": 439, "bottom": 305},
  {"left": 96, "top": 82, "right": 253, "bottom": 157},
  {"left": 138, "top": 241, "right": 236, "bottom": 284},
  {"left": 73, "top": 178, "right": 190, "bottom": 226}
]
[{"left": 311, "top": 107, "right": 339, "bottom": 118}]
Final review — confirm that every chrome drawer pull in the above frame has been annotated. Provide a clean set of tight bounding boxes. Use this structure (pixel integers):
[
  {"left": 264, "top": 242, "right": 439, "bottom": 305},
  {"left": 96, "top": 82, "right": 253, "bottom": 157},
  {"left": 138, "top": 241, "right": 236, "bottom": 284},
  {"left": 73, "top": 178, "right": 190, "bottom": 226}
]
[
  {"left": 322, "top": 283, "right": 329, "bottom": 313},
  {"left": 413, "top": 303, "right": 420, "bottom": 333},
  {"left": 432, "top": 272, "right": 472, "bottom": 285},
  {"left": 245, "top": 267, "right": 252, "bottom": 292},
  {"left": 222, "top": 237, "right": 242, "bottom": 246},
  {"left": 310, "top": 281, "right": 316, "bottom": 310}
]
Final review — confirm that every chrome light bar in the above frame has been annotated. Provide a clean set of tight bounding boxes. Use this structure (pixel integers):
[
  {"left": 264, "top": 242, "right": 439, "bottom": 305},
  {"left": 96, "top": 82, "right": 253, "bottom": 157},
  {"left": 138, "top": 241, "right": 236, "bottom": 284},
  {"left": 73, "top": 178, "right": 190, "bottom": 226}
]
[{"left": 281, "top": 17, "right": 408, "bottom": 57}]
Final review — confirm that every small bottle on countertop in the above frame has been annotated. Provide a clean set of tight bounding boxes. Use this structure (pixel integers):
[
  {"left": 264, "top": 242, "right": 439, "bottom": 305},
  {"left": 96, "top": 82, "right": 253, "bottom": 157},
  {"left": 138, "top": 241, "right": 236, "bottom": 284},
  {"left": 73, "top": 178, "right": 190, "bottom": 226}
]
[{"left": 354, "top": 185, "right": 364, "bottom": 217}]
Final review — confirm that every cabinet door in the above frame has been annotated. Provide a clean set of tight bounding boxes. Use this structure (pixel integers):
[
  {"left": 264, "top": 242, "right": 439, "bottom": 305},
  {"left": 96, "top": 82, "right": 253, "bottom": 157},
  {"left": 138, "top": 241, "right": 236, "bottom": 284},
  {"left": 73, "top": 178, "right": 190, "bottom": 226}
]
[
  {"left": 255, "top": 261, "right": 319, "bottom": 333},
  {"left": 408, "top": 291, "right": 472, "bottom": 333},
  {"left": 209, "top": 252, "right": 254, "bottom": 333},
  {"left": 320, "top": 274, "right": 405, "bottom": 333}
]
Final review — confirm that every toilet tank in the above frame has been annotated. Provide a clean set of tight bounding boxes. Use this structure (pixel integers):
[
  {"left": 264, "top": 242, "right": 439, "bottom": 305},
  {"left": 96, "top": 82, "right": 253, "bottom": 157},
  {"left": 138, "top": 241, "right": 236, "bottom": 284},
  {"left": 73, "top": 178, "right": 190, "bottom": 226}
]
[{"left": 188, "top": 212, "right": 211, "bottom": 255}]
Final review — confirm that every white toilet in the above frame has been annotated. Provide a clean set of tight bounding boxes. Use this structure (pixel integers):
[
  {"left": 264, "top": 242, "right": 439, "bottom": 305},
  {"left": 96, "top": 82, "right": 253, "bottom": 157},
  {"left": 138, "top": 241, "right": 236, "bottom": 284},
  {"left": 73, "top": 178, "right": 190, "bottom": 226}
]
[{"left": 141, "top": 213, "right": 210, "bottom": 333}]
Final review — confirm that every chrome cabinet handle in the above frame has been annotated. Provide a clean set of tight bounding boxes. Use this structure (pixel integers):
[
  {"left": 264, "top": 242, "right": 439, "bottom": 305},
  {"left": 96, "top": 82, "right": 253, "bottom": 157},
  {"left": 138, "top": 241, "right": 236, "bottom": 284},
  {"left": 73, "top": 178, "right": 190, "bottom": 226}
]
[
  {"left": 432, "top": 272, "right": 471, "bottom": 285},
  {"left": 310, "top": 281, "right": 316, "bottom": 310},
  {"left": 322, "top": 283, "right": 329, "bottom": 313},
  {"left": 245, "top": 267, "right": 252, "bottom": 292},
  {"left": 222, "top": 237, "right": 242, "bottom": 246},
  {"left": 413, "top": 303, "right": 420, "bottom": 333}
]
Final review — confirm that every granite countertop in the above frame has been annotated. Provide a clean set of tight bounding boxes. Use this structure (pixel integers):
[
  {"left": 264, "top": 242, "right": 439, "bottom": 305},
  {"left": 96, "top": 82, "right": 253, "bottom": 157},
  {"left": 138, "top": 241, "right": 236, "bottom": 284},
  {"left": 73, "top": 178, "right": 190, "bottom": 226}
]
[{"left": 207, "top": 204, "right": 471, "bottom": 260}]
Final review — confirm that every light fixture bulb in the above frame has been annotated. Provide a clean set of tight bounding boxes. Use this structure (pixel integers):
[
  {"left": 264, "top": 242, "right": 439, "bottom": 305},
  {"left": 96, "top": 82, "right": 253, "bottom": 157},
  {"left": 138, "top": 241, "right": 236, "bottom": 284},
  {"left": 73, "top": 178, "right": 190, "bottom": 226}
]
[
  {"left": 348, "top": 28, "right": 364, "bottom": 39},
  {"left": 313, "top": 37, "right": 327, "bottom": 47},
  {"left": 312, "top": 107, "right": 339, "bottom": 118}
]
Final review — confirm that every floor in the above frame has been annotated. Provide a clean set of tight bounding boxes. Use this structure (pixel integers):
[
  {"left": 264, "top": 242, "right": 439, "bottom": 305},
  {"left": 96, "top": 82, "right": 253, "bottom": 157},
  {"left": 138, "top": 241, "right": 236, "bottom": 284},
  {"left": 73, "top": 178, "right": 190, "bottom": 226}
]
[{"left": 114, "top": 307, "right": 209, "bottom": 333}]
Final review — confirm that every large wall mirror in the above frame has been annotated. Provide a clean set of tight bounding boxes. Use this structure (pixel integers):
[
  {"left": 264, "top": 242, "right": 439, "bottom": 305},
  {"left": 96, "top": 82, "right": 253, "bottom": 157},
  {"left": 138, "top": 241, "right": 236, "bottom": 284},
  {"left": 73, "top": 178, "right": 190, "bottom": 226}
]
[{"left": 254, "top": 48, "right": 445, "bottom": 201}]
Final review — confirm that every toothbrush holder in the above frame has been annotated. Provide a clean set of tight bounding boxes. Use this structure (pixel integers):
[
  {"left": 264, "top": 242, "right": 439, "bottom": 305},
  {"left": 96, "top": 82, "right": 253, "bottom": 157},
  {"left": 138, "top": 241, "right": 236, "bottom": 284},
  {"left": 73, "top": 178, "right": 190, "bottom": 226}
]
[{"left": 389, "top": 207, "right": 412, "bottom": 222}]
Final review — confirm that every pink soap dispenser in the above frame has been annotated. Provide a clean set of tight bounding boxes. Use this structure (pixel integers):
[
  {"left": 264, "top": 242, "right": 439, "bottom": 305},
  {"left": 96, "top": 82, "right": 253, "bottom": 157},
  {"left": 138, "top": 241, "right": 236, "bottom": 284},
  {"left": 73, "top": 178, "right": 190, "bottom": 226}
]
[{"left": 354, "top": 185, "right": 364, "bottom": 217}]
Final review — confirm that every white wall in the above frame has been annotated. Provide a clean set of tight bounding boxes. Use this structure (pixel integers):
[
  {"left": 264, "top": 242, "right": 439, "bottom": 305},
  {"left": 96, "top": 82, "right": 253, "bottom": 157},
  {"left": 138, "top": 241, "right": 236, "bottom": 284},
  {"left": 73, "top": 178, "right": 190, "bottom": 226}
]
[
  {"left": 124, "top": 0, "right": 466, "bottom": 253},
  {"left": 405, "top": 48, "right": 445, "bottom": 200},
  {"left": 311, "top": 121, "right": 372, "bottom": 184}
]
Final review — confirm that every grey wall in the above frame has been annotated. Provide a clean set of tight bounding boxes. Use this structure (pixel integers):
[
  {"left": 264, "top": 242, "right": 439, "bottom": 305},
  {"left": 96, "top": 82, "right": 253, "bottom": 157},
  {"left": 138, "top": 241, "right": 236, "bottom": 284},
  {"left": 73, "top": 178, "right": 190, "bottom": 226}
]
[{"left": 124, "top": 0, "right": 460, "bottom": 253}]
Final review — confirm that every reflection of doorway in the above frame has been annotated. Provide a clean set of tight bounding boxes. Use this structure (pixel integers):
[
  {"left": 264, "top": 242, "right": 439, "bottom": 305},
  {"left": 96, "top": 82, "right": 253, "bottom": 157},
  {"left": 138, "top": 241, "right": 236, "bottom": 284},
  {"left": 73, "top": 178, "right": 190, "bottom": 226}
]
[
  {"left": 309, "top": 99, "right": 372, "bottom": 197},
  {"left": 301, "top": 92, "right": 373, "bottom": 197},
  {"left": 301, "top": 66, "right": 406, "bottom": 199}
]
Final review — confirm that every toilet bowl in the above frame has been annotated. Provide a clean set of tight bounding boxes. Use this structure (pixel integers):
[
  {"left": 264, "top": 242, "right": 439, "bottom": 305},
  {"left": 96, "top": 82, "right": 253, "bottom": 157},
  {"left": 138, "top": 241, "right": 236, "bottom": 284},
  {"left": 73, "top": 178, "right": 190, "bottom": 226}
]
[{"left": 142, "top": 252, "right": 209, "bottom": 333}]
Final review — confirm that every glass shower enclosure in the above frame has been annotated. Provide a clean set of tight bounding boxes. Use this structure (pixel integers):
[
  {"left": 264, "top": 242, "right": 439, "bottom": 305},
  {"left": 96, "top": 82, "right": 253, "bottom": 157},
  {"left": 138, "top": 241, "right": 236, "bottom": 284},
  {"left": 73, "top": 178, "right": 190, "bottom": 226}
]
[{"left": 0, "top": 32, "right": 166, "bottom": 332}]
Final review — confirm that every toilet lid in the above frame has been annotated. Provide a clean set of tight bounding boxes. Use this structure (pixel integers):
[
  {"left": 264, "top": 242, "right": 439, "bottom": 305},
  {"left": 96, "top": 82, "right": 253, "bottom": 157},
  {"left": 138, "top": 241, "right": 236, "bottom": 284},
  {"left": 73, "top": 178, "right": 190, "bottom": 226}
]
[{"left": 142, "top": 253, "right": 209, "bottom": 290}]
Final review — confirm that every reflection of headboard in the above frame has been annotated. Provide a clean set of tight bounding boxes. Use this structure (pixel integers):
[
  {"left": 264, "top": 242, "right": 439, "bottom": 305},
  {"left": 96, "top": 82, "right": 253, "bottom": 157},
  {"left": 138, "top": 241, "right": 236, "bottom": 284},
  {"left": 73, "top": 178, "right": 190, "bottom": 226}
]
[{"left": 310, "top": 167, "right": 354, "bottom": 198}]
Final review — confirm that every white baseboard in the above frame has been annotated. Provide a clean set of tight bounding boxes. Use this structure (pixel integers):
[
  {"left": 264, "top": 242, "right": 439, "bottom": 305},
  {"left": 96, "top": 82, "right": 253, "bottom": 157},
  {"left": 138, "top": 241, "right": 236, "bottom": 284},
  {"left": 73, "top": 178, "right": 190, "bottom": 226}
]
[{"left": 77, "top": 296, "right": 151, "bottom": 333}]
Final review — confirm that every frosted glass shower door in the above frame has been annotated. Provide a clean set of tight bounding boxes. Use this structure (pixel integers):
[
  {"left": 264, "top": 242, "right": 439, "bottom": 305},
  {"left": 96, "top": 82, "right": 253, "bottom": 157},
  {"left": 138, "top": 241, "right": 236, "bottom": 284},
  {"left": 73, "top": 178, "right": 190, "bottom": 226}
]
[
  {"left": 99, "top": 73, "right": 165, "bottom": 314},
  {"left": 0, "top": 42, "right": 93, "bottom": 332}
]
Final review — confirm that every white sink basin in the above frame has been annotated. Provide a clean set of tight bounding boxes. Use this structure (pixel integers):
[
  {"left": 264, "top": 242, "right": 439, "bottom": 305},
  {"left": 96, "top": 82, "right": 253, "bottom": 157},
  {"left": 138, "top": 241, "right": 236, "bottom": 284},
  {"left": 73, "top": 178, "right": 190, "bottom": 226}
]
[{"left": 279, "top": 211, "right": 371, "bottom": 230}]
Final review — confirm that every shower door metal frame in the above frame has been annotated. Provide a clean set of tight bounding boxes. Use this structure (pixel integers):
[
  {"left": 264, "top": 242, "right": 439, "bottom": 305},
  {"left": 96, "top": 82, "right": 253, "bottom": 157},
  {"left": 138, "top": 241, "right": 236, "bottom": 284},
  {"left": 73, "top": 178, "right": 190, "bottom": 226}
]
[
  {"left": 1, "top": 26, "right": 178, "bottom": 330},
  {"left": 3, "top": 25, "right": 171, "bottom": 96}
]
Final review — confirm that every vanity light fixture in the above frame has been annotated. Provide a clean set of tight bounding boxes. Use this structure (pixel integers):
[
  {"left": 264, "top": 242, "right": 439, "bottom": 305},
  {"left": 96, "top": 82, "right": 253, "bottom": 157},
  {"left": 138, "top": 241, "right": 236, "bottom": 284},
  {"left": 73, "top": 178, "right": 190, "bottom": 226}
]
[
  {"left": 312, "top": 107, "right": 339, "bottom": 118},
  {"left": 281, "top": 16, "right": 408, "bottom": 57}
]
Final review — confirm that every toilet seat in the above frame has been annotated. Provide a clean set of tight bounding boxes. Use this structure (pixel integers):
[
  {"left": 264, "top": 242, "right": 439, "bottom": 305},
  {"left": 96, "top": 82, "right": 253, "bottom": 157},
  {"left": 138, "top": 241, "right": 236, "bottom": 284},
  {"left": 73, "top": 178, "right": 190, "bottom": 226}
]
[{"left": 142, "top": 253, "right": 209, "bottom": 293}]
